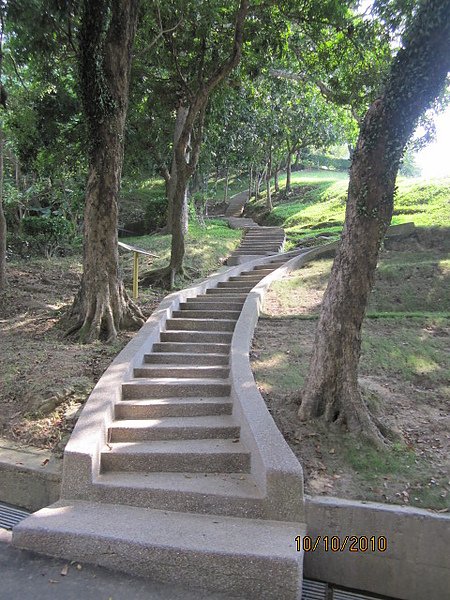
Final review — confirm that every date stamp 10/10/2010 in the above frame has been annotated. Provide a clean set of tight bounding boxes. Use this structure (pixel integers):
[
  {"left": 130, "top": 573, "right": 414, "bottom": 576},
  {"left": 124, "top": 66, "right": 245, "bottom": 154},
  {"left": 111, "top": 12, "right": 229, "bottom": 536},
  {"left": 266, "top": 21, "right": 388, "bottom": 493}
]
[{"left": 295, "top": 535, "right": 388, "bottom": 553}]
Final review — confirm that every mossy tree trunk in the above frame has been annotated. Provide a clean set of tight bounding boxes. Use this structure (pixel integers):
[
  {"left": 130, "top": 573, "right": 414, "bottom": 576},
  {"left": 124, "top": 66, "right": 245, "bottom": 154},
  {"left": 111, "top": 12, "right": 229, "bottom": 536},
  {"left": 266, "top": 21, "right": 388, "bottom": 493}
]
[
  {"left": 68, "top": 0, "right": 144, "bottom": 343},
  {"left": 298, "top": 0, "right": 450, "bottom": 446},
  {"left": 0, "top": 128, "right": 6, "bottom": 293}
]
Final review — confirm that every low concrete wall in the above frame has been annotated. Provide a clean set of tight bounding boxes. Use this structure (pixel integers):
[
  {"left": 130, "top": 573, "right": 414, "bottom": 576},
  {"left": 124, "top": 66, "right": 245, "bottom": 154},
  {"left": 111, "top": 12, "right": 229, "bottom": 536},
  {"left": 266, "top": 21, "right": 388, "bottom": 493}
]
[
  {"left": 304, "top": 496, "right": 450, "bottom": 600},
  {"left": 230, "top": 243, "right": 338, "bottom": 523},
  {"left": 0, "top": 440, "right": 61, "bottom": 512}
]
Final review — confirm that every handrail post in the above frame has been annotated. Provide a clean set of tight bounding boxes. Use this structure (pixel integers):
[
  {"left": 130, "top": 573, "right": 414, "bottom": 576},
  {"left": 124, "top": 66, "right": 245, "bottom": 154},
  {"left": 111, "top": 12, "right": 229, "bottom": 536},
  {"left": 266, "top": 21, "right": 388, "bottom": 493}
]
[
  {"left": 118, "top": 240, "right": 158, "bottom": 300},
  {"left": 133, "top": 251, "right": 139, "bottom": 299}
]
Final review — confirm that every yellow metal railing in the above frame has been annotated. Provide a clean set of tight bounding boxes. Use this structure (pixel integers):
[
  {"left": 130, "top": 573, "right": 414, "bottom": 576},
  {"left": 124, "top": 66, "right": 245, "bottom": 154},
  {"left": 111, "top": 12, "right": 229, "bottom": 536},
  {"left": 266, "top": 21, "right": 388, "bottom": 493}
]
[{"left": 118, "top": 241, "right": 159, "bottom": 299}]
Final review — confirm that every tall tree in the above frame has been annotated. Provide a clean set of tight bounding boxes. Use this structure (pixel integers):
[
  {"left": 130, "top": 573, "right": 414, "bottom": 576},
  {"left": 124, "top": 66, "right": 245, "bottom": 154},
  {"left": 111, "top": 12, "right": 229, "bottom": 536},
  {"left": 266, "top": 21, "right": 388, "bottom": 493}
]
[
  {"left": 68, "top": 0, "right": 144, "bottom": 342},
  {"left": 140, "top": 0, "right": 249, "bottom": 287},
  {"left": 298, "top": 0, "right": 450, "bottom": 446}
]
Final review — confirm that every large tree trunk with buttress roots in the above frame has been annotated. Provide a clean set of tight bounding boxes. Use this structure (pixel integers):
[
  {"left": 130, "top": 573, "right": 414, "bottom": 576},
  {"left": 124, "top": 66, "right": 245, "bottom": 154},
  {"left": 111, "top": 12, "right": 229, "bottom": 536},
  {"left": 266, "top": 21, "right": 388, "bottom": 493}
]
[
  {"left": 67, "top": 0, "right": 144, "bottom": 343},
  {"left": 298, "top": 0, "right": 450, "bottom": 446}
]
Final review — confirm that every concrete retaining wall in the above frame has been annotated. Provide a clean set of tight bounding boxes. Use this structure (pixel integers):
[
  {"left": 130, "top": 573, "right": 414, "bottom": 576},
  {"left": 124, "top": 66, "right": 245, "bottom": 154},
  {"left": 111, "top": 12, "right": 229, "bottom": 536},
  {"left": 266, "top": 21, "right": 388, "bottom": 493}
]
[
  {"left": 304, "top": 496, "right": 450, "bottom": 600},
  {"left": 0, "top": 440, "right": 61, "bottom": 512}
]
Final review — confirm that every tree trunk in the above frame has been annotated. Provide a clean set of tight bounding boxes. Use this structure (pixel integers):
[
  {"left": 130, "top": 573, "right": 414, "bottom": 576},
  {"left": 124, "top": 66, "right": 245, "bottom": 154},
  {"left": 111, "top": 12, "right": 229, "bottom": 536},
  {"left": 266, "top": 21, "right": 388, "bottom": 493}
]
[
  {"left": 255, "top": 171, "right": 260, "bottom": 199},
  {"left": 266, "top": 172, "right": 272, "bottom": 210},
  {"left": 68, "top": 0, "right": 144, "bottom": 343},
  {"left": 299, "top": 0, "right": 450, "bottom": 445},
  {"left": 169, "top": 159, "right": 189, "bottom": 284},
  {"left": 274, "top": 164, "right": 280, "bottom": 193},
  {"left": 0, "top": 128, "right": 6, "bottom": 293},
  {"left": 266, "top": 146, "right": 272, "bottom": 211},
  {"left": 166, "top": 104, "right": 189, "bottom": 234},
  {"left": 223, "top": 165, "right": 229, "bottom": 203},
  {"left": 285, "top": 150, "right": 293, "bottom": 194},
  {"left": 248, "top": 165, "right": 253, "bottom": 200}
]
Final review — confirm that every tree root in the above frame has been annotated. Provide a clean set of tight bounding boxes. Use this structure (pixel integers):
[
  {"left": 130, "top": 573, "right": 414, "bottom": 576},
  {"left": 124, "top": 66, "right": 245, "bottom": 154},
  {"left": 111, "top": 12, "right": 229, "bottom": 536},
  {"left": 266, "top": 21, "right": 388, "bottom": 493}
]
[
  {"left": 297, "top": 384, "right": 390, "bottom": 451},
  {"left": 65, "top": 286, "right": 145, "bottom": 344},
  {"left": 140, "top": 265, "right": 184, "bottom": 289}
]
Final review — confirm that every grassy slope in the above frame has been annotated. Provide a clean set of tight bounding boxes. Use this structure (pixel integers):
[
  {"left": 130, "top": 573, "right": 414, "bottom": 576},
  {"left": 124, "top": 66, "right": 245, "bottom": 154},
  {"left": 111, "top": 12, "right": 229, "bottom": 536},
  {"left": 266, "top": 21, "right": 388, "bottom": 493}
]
[
  {"left": 249, "top": 171, "right": 449, "bottom": 510},
  {"left": 120, "top": 219, "right": 240, "bottom": 289},
  {"left": 251, "top": 170, "right": 450, "bottom": 247}
]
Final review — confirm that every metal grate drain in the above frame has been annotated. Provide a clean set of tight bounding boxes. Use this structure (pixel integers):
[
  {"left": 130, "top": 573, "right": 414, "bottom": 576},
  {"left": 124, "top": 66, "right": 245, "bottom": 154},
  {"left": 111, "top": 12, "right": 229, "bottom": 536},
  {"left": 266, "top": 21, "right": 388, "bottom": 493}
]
[
  {"left": 302, "top": 579, "right": 395, "bottom": 600},
  {"left": 333, "top": 590, "right": 386, "bottom": 600},
  {"left": 302, "top": 579, "right": 328, "bottom": 599},
  {"left": 0, "top": 502, "right": 30, "bottom": 530}
]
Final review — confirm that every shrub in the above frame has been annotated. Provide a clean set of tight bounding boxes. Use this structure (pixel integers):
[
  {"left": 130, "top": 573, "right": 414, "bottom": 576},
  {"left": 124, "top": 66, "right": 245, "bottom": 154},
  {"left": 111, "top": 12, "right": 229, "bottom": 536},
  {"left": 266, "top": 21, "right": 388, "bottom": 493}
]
[{"left": 21, "top": 215, "right": 76, "bottom": 258}]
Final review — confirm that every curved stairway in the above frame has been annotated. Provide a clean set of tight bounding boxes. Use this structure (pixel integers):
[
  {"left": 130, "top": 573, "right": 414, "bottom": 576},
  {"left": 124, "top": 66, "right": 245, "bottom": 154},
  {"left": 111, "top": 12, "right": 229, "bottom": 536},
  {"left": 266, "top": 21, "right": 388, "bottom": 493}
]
[
  {"left": 227, "top": 226, "right": 286, "bottom": 265},
  {"left": 13, "top": 226, "right": 308, "bottom": 599},
  {"left": 224, "top": 190, "right": 249, "bottom": 218}
]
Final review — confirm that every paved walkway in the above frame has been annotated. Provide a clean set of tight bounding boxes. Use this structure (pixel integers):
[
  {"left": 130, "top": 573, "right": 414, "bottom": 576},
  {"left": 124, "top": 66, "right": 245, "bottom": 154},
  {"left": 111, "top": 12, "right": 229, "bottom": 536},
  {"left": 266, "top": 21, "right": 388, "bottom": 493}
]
[{"left": 0, "top": 528, "right": 232, "bottom": 600}]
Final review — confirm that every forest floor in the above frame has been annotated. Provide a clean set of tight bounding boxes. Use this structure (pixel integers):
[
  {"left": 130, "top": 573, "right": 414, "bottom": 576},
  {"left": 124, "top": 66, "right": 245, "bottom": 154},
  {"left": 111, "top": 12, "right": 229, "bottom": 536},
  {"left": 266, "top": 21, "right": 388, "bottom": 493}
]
[
  {"left": 251, "top": 241, "right": 449, "bottom": 512},
  {"left": 0, "top": 220, "right": 239, "bottom": 454},
  {"left": 0, "top": 256, "right": 163, "bottom": 454}
]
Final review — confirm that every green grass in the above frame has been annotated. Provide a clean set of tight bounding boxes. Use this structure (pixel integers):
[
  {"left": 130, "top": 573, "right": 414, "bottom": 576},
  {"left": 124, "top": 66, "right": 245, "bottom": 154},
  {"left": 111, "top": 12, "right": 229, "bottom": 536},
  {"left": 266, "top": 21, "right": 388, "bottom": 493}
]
[
  {"left": 120, "top": 218, "right": 241, "bottom": 286},
  {"left": 343, "top": 440, "right": 416, "bottom": 479},
  {"left": 251, "top": 350, "right": 306, "bottom": 394},
  {"left": 249, "top": 170, "right": 450, "bottom": 243},
  {"left": 360, "top": 319, "right": 449, "bottom": 386},
  {"left": 264, "top": 252, "right": 450, "bottom": 316}
]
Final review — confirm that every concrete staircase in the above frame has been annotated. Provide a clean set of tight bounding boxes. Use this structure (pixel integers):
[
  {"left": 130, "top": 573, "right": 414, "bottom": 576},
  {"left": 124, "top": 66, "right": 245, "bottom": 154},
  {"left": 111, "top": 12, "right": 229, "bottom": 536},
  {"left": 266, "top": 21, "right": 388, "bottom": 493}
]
[
  {"left": 13, "top": 255, "right": 305, "bottom": 598},
  {"left": 227, "top": 226, "right": 286, "bottom": 265},
  {"left": 225, "top": 190, "right": 249, "bottom": 217}
]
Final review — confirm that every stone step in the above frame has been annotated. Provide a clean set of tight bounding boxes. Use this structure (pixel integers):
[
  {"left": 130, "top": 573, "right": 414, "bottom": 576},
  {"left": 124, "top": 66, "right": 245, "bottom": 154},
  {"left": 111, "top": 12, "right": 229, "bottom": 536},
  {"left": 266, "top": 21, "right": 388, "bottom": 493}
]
[
  {"left": 193, "top": 293, "right": 248, "bottom": 301},
  {"left": 254, "top": 264, "right": 281, "bottom": 270},
  {"left": 152, "top": 341, "right": 230, "bottom": 354},
  {"left": 230, "top": 249, "right": 275, "bottom": 254},
  {"left": 242, "top": 241, "right": 283, "bottom": 245},
  {"left": 181, "top": 300, "right": 244, "bottom": 310},
  {"left": 13, "top": 501, "right": 304, "bottom": 600},
  {"left": 226, "top": 256, "right": 252, "bottom": 266},
  {"left": 268, "top": 260, "right": 287, "bottom": 266},
  {"left": 92, "top": 472, "right": 265, "bottom": 517},
  {"left": 242, "top": 234, "right": 282, "bottom": 237},
  {"left": 238, "top": 247, "right": 281, "bottom": 251},
  {"left": 144, "top": 352, "right": 229, "bottom": 366},
  {"left": 109, "top": 415, "right": 240, "bottom": 442},
  {"left": 172, "top": 309, "right": 241, "bottom": 320},
  {"left": 240, "top": 237, "right": 282, "bottom": 241},
  {"left": 205, "top": 287, "right": 253, "bottom": 295},
  {"left": 101, "top": 439, "right": 250, "bottom": 473},
  {"left": 166, "top": 318, "right": 236, "bottom": 332},
  {"left": 160, "top": 330, "right": 233, "bottom": 343},
  {"left": 217, "top": 281, "right": 255, "bottom": 289},
  {"left": 240, "top": 269, "right": 273, "bottom": 275},
  {"left": 133, "top": 365, "right": 230, "bottom": 379},
  {"left": 122, "top": 378, "right": 231, "bottom": 399},
  {"left": 229, "top": 274, "right": 265, "bottom": 281},
  {"left": 242, "top": 237, "right": 283, "bottom": 241},
  {"left": 243, "top": 231, "right": 283, "bottom": 235},
  {"left": 115, "top": 397, "right": 233, "bottom": 419}
]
